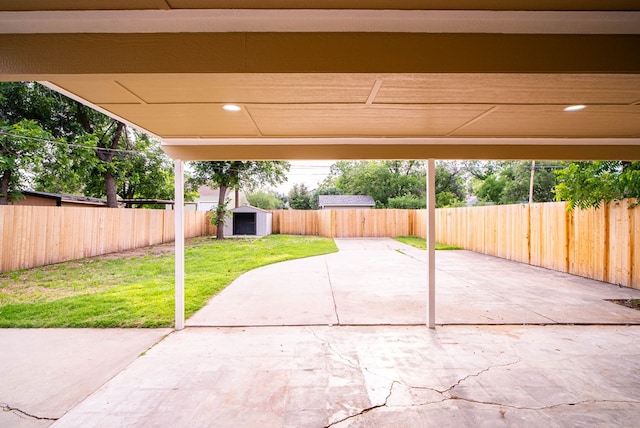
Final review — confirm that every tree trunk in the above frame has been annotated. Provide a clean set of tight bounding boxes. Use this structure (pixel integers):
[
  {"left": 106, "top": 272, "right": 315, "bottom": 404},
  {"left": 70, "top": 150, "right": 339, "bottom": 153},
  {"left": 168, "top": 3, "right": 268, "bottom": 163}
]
[
  {"left": 216, "top": 185, "right": 228, "bottom": 239},
  {"left": 0, "top": 169, "right": 11, "bottom": 205},
  {"left": 105, "top": 170, "right": 118, "bottom": 208},
  {"left": 96, "top": 121, "right": 125, "bottom": 208}
]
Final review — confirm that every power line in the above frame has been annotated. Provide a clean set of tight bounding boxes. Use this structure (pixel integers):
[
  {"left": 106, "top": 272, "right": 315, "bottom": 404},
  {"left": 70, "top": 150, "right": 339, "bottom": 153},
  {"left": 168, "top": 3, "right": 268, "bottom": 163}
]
[
  {"left": 0, "top": 130, "right": 148, "bottom": 155},
  {"left": 0, "top": 131, "right": 572, "bottom": 171}
]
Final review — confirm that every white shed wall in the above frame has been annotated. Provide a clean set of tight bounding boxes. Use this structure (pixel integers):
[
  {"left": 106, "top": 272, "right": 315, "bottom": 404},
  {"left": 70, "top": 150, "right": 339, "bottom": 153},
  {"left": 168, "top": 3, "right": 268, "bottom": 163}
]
[{"left": 225, "top": 206, "right": 272, "bottom": 237}]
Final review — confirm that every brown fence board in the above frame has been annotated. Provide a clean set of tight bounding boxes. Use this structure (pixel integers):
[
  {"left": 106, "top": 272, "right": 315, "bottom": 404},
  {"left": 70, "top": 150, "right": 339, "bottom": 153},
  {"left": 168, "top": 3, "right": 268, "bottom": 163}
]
[
  {"left": 569, "top": 205, "right": 607, "bottom": 282},
  {"left": 271, "top": 201, "right": 637, "bottom": 288},
  {"left": 0, "top": 206, "right": 214, "bottom": 272},
  {"left": 435, "top": 201, "right": 637, "bottom": 289},
  {"left": 2, "top": 202, "right": 637, "bottom": 288},
  {"left": 632, "top": 200, "right": 640, "bottom": 288}
]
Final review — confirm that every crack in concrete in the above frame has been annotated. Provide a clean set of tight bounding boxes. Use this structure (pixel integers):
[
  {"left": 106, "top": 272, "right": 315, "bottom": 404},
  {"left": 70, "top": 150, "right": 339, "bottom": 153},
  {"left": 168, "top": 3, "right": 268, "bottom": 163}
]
[
  {"left": 1, "top": 402, "right": 58, "bottom": 421},
  {"left": 306, "top": 332, "right": 640, "bottom": 425},
  {"left": 308, "top": 327, "right": 359, "bottom": 369},
  {"left": 442, "top": 396, "right": 640, "bottom": 411},
  {"left": 324, "top": 381, "right": 399, "bottom": 428},
  {"left": 318, "top": 356, "right": 522, "bottom": 426},
  {"left": 391, "top": 248, "right": 424, "bottom": 264},
  {"left": 323, "top": 257, "right": 341, "bottom": 325},
  {"left": 436, "top": 359, "right": 521, "bottom": 396}
]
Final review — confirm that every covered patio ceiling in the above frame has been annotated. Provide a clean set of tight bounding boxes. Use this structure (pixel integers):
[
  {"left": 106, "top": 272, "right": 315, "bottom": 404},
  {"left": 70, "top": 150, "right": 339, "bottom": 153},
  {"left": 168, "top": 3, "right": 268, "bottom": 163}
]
[{"left": 1, "top": 1, "right": 639, "bottom": 160}]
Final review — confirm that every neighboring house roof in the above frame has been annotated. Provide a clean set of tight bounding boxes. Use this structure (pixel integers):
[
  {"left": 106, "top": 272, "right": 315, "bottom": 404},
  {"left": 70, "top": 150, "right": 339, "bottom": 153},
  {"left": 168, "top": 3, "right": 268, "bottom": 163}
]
[
  {"left": 318, "top": 195, "right": 375, "bottom": 208},
  {"left": 21, "top": 191, "right": 109, "bottom": 206}
]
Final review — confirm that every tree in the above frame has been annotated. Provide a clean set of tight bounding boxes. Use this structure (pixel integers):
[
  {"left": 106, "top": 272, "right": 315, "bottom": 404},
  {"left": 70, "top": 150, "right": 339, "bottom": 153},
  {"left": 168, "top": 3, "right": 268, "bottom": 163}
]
[
  {"left": 247, "top": 190, "right": 285, "bottom": 210},
  {"left": 475, "top": 174, "right": 505, "bottom": 204},
  {"left": 0, "top": 82, "right": 86, "bottom": 140},
  {"left": 321, "top": 160, "right": 478, "bottom": 208},
  {"left": 474, "top": 161, "right": 557, "bottom": 205},
  {"left": 189, "top": 161, "right": 289, "bottom": 238},
  {"left": 501, "top": 161, "right": 556, "bottom": 204},
  {"left": 84, "top": 131, "right": 174, "bottom": 208},
  {"left": 1, "top": 81, "right": 175, "bottom": 207},
  {"left": 555, "top": 161, "right": 640, "bottom": 209},
  {"left": 88, "top": 120, "right": 125, "bottom": 207},
  {"left": 323, "top": 161, "right": 426, "bottom": 207},
  {"left": 0, "top": 120, "right": 58, "bottom": 205},
  {"left": 435, "top": 162, "right": 466, "bottom": 207},
  {"left": 388, "top": 194, "right": 425, "bottom": 209},
  {"left": 288, "top": 183, "right": 314, "bottom": 210}
]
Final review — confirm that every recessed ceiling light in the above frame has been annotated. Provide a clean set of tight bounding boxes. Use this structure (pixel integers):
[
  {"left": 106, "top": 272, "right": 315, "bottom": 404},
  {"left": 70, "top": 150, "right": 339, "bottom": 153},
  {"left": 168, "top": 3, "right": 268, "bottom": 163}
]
[
  {"left": 564, "top": 105, "right": 586, "bottom": 112},
  {"left": 223, "top": 104, "right": 241, "bottom": 112}
]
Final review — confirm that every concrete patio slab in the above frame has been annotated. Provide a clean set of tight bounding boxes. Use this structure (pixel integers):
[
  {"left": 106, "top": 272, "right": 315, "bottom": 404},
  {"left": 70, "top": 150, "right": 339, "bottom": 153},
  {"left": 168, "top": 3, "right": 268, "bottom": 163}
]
[
  {"left": 0, "top": 328, "right": 170, "bottom": 428},
  {"left": 188, "top": 256, "right": 338, "bottom": 326},
  {"left": 52, "top": 325, "right": 640, "bottom": 427},
  {"left": 5, "top": 238, "right": 640, "bottom": 427},
  {"left": 189, "top": 238, "right": 640, "bottom": 327}
]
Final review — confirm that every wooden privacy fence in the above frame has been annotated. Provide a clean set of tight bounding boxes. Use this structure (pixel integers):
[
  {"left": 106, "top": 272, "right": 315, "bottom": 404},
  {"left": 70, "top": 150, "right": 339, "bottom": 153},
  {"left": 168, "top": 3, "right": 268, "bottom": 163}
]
[
  {"left": 0, "top": 206, "right": 215, "bottom": 272},
  {"left": 3, "top": 202, "right": 637, "bottom": 288},
  {"left": 272, "top": 201, "right": 638, "bottom": 289},
  {"left": 272, "top": 209, "right": 418, "bottom": 238},
  {"left": 435, "top": 199, "right": 639, "bottom": 289}
]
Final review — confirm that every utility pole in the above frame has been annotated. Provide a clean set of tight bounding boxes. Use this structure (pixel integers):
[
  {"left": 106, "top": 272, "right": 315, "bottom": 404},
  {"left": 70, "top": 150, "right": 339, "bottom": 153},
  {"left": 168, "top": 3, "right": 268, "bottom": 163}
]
[{"left": 528, "top": 160, "right": 536, "bottom": 204}]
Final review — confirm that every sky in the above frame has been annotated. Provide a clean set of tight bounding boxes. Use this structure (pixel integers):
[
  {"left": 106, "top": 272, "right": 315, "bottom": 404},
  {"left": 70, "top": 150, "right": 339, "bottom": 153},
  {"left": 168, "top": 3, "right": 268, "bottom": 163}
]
[{"left": 275, "top": 160, "right": 335, "bottom": 194}]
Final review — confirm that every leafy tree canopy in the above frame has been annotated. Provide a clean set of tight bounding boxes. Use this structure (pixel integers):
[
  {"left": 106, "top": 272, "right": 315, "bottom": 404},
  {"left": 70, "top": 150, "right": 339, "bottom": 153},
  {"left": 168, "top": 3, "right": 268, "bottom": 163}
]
[
  {"left": 0, "top": 119, "right": 60, "bottom": 204},
  {"left": 434, "top": 162, "right": 466, "bottom": 207},
  {"left": 247, "top": 189, "right": 285, "bottom": 210},
  {"left": 555, "top": 161, "right": 640, "bottom": 209},
  {"left": 388, "top": 194, "right": 426, "bottom": 209},
  {"left": 0, "top": 82, "right": 176, "bottom": 207},
  {"left": 474, "top": 161, "right": 557, "bottom": 205},
  {"left": 288, "top": 183, "right": 315, "bottom": 210},
  {"left": 189, "top": 161, "right": 289, "bottom": 238},
  {"left": 321, "top": 161, "right": 426, "bottom": 208},
  {"left": 321, "top": 160, "right": 470, "bottom": 208}
]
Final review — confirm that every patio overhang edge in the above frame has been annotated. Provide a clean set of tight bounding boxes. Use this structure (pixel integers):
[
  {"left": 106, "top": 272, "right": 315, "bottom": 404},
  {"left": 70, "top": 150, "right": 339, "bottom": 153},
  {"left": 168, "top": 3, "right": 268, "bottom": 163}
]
[{"left": 159, "top": 138, "right": 640, "bottom": 161}]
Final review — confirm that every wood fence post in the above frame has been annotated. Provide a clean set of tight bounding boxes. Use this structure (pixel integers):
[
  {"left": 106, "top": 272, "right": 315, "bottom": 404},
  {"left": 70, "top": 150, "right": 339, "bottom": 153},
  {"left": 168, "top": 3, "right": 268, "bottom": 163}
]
[
  {"left": 409, "top": 210, "right": 414, "bottom": 237},
  {"left": 629, "top": 201, "right": 635, "bottom": 288},
  {"left": 603, "top": 202, "right": 610, "bottom": 283},
  {"left": 526, "top": 204, "right": 531, "bottom": 265},
  {"left": 331, "top": 209, "right": 336, "bottom": 238},
  {"left": 565, "top": 203, "right": 572, "bottom": 274}
]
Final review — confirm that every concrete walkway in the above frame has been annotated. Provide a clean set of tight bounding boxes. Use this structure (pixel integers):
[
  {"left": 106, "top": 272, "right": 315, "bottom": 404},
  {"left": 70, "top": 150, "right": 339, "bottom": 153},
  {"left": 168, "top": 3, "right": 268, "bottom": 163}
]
[
  {"left": 2, "top": 238, "right": 640, "bottom": 427},
  {"left": 188, "top": 238, "right": 640, "bottom": 326},
  {"left": 0, "top": 329, "right": 170, "bottom": 428}
]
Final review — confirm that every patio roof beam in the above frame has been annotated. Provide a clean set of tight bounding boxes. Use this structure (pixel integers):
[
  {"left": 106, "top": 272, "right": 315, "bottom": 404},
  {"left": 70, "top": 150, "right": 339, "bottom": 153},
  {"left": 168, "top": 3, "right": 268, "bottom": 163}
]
[
  {"left": 160, "top": 140, "right": 640, "bottom": 162},
  {"left": 2, "top": 10, "right": 639, "bottom": 35},
  {"left": 2, "top": 33, "right": 639, "bottom": 76}
]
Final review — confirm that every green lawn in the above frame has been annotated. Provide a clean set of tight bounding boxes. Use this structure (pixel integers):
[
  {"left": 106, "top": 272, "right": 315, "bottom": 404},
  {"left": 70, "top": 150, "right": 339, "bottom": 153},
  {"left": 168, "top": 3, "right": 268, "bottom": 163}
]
[
  {"left": 394, "top": 236, "right": 462, "bottom": 251},
  {"left": 0, "top": 235, "right": 337, "bottom": 328}
]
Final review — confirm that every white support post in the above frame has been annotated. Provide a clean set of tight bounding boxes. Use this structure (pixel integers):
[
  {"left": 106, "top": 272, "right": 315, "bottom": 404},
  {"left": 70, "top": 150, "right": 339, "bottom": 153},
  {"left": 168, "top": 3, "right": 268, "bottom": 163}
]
[
  {"left": 174, "top": 159, "right": 185, "bottom": 331},
  {"left": 426, "top": 158, "right": 436, "bottom": 329}
]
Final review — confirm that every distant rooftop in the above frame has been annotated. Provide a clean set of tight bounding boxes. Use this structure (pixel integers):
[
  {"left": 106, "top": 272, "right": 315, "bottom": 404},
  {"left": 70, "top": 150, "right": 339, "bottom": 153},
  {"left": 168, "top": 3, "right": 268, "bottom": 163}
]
[
  {"left": 318, "top": 195, "right": 375, "bottom": 208},
  {"left": 22, "top": 191, "right": 175, "bottom": 207},
  {"left": 23, "top": 190, "right": 108, "bottom": 206}
]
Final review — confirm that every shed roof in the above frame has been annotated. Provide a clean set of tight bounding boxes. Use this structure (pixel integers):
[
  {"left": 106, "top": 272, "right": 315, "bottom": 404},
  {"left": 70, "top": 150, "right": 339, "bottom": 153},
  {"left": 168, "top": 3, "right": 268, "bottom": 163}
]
[
  {"left": 318, "top": 195, "right": 375, "bottom": 207},
  {"left": 232, "top": 205, "right": 271, "bottom": 214}
]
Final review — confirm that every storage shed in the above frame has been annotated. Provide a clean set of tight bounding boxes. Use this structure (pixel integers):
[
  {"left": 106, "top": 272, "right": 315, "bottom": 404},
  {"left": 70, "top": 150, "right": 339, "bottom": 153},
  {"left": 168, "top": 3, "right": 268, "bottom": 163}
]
[{"left": 223, "top": 205, "right": 272, "bottom": 237}]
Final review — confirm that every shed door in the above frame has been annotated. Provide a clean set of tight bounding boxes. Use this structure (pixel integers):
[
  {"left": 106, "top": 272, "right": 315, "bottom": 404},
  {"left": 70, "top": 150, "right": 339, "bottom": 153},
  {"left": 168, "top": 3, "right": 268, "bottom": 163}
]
[{"left": 233, "top": 212, "right": 256, "bottom": 235}]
